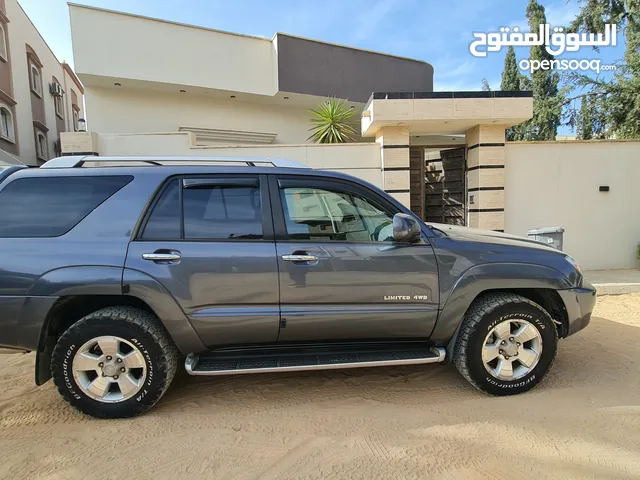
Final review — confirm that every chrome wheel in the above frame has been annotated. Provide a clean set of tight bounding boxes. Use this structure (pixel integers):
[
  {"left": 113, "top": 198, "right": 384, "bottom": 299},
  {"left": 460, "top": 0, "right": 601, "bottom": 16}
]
[
  {"left": 72, "top": 336, "right": 147, "bottom": 403},
  {"left": 482, "top": 319, "right": 542, "bottom": 380}
]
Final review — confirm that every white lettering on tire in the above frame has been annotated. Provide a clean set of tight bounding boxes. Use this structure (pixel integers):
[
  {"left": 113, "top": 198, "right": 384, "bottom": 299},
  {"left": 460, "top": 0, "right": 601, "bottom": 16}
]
[
  {"left": 63, "top": 344, "right": 81, "bottom": 400},
  {"left": 131, "top": 338, "right": 154, "bottom": 401},
  {"left": 486, "top": 374, "right": 537, "bottom": 388}
]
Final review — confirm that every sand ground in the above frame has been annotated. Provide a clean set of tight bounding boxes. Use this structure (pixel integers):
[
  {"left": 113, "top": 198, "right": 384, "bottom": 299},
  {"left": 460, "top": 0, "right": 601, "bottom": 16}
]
[{"left": 1, "top": 293, "right": 639, "bottom": 479}]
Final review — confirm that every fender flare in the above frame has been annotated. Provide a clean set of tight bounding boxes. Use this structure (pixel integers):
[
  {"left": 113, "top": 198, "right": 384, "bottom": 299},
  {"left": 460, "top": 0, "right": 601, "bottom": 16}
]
[
  {"left": 122, "top": 268, "right": 205, "bottom": 354},
  {"left": 430, "top": 262, "right": 571, "bottom": 352},
  {"left": 31, "top": 266, "right": 205, "bottom": 385}
]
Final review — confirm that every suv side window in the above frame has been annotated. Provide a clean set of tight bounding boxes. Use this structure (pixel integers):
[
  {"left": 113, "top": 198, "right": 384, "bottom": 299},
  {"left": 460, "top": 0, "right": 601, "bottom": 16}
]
[
  {"left": 141, "top": 179, "right": 180, "bottom": 240},
  {"left": 141, "top": 177, "right": 263, "bottom": 240},
  {"left": 280, "top": 186, "right": 394, "bottom": 242},
  {"left": 0, "top": 175, "right": 132, "bottom": 238},
  {"left": 184, "top": 185, "right": 262, "bottom": 239}
]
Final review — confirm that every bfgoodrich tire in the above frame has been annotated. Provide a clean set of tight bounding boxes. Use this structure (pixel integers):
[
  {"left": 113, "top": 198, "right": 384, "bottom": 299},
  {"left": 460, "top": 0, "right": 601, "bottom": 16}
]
[
  {"left": 51, "top": 306, "right": 179, "bottom": 418},
  {"left": 453, "top": 293, "right": 558, "bottom": 396}
]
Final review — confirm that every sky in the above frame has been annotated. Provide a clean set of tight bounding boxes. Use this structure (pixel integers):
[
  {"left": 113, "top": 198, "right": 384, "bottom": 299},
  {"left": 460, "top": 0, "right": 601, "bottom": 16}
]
[{"left": 19, "top": 0, "right": 625, "bottom": 93}]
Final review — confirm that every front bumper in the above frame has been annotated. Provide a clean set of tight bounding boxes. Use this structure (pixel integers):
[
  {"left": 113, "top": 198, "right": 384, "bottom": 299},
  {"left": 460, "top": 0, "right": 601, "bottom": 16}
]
[{"left": 558, "top": 282, "right": 597, "bottom": 337}]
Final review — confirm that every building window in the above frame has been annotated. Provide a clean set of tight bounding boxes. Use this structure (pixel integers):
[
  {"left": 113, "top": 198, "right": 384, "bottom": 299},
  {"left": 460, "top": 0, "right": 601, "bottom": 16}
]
[
  {"left": 36, "top": 130, "right": 48, "bottom": 160},
  {"left": 30, "top": 64, "right": 42, "bottom": 97},
  {"left": 53, "top": 82, "right": 64, "bottom": 119},
  {"left": 54, "top": 95, "right": 63, "bottom": 118},
  {"left": 0, "top": 105, "right": 14, "bottom": 142},
  {"left": 73, "top": 109, "right": 79, "bottom": 131},
  {"left": 0, "top": 24, "right": 7, "bottom": 62}
]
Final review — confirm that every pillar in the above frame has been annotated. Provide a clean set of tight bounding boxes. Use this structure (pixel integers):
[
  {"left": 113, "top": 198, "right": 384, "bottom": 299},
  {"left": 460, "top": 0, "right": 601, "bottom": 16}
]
[
  {"left": 60, "top": 131, "right": 100, "bottom": 156},
  {"left": 465, "top": 125, "right": 506, "bottom": 231},
  {"left": 375, "top": 126, "right": 410, "bottom": 208}
]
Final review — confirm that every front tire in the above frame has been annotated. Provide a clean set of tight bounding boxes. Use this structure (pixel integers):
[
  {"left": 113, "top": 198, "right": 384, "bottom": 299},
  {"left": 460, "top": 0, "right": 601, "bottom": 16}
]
[
  {"left": 51, "top": 306, "right": 179, "bottom": 418},
  {"left": 453, "top": 293, "right": 558, "bottom": 396}
]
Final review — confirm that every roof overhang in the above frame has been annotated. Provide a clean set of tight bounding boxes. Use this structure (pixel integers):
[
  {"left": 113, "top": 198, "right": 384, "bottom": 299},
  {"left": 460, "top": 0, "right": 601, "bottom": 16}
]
[{"left": 361, "top": 91, "right": 533, "bottom": 137}]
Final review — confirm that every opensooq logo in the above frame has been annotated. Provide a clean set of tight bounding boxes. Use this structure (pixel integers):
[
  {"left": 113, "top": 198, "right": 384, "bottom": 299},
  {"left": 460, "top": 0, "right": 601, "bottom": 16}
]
[{"left": 469, "top": 24, "right": 617, "bottom": 58}]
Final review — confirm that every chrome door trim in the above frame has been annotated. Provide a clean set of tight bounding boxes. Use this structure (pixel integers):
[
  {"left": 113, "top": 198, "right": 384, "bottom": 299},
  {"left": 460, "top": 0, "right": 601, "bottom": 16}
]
[{"left": 281, "top": 254, "right": 319, "bottom": 262}]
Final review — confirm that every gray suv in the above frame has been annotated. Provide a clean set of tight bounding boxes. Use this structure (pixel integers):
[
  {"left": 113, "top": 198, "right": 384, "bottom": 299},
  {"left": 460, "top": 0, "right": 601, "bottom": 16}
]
[{"left": 0, "top": 156, "right": 596, "bottom": 418}]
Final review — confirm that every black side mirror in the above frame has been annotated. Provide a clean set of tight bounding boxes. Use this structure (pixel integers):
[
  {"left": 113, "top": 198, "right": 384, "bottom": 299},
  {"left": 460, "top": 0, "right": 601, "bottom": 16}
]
[{"left": 393, "top": 213, "right": 421, "bottom": 243}]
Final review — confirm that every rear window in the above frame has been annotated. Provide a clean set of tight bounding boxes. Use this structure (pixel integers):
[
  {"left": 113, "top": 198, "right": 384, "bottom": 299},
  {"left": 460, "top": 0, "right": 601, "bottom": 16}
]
[
  {"left": 141, "top": 177, "right": 263, "bottom": 240},
  {"left": 0, "top": 176, "right": 133, "bottom": 237}
]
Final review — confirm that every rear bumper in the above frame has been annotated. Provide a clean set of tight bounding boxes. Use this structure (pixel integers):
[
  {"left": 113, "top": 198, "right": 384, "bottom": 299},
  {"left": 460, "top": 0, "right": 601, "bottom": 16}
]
[{"left": 558, "top": 283, "right": 597, "bottom": 337}]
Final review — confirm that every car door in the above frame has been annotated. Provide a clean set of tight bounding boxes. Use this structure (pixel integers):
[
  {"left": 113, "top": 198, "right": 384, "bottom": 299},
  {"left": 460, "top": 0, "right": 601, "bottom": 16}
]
[
  {"left": 270, "top": 175, "right": 439, "bottom": 343},
  {"left": 125, "top": 174, "right": 280, "bottom": 348}
]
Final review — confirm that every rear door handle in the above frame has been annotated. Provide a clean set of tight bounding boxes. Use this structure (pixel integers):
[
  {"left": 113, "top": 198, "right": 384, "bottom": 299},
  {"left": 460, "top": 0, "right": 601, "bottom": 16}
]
[
  {"left": 142, "top": 252, "right": 181, "bottom": 262},
  {"left": 281, "top": 254, "right": 319, "bottom": 262}
]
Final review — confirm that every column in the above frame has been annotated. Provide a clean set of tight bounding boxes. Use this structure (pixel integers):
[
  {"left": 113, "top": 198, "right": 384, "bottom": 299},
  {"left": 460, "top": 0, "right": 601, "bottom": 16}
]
[
  {"left": 466, "top": 125, "right": 506, "bottom": 231},
  {"left": 375, "top": 126, "right": 410, "bottom": 208}
]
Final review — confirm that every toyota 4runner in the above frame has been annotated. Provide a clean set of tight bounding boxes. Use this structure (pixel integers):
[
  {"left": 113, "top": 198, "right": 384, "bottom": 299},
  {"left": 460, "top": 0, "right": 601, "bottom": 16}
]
[{"left": 0, "top": 156, "right": 596, "bottom": 418}]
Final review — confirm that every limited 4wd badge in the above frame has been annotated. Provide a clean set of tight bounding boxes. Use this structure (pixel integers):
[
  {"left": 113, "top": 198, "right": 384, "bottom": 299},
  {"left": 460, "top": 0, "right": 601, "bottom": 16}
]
[{"left": 384, "top": 295, "right": 428, "bottom": 301}]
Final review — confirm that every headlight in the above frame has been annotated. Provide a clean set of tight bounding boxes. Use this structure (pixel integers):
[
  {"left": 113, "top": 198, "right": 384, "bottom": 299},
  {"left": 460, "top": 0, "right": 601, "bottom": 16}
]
[{"left": 565, "top": 255, "right": 581, "bottom": 273}]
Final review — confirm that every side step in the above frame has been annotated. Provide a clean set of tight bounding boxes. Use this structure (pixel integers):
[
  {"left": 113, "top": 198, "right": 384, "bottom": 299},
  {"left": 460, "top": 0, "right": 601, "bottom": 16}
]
[{"left": 185, "top": 344, "right": 446, "bottom": 376}]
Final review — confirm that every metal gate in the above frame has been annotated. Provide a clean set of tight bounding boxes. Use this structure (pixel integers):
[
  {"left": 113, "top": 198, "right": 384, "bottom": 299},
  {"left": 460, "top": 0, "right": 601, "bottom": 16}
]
[{"left": 410, "top": 146, "right": 466, "bottom": 225}]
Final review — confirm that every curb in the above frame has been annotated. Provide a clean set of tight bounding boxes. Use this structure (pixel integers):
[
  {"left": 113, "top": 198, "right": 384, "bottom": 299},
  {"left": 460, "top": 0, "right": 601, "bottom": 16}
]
[{"left": 592, "top": 283, "right": 640, "bottom": 296}]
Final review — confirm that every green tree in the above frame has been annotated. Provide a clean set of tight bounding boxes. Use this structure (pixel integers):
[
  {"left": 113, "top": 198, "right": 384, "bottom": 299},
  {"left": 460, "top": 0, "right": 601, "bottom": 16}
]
[
  {"left": 307, "top": 98, "right": 357, "bottom": 144},
  {"left": 501, "top": 46, "right": 530, "bottom": 140},
  {"left": 500, "top": 46, "right": 521, "bottom": 91},
  {"left": 566, "top": 0, "right": 639, "bottom": 138},
  {"left": 576, "top": 96, "right": 594, "bottom": 139},
  {"left": 525, "top": 0, "right": 563, "bottom": 140}
]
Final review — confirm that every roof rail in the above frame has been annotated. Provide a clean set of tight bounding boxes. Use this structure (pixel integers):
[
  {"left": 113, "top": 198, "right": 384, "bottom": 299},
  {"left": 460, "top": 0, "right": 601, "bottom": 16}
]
[{"left": 40, "top": 155, "right": 312, "bottom": 169}]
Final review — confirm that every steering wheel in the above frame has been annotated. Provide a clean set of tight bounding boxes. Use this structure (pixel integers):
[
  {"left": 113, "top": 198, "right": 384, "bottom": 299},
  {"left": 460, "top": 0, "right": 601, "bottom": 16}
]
[{"left": 372, "top": 219, "right": 393, "bottom": 241}]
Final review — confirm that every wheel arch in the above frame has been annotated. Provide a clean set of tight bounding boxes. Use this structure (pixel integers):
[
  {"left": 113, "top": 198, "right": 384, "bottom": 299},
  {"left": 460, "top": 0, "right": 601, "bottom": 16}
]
[
  {"left": 431, "top": 262, "right": 572, "bottom": 358},
  {"left": 35, "top": 294, "right": 159, "bottom": 385},
  {"left": 34, "top": 268, "right": 206, "bottom": 385}
]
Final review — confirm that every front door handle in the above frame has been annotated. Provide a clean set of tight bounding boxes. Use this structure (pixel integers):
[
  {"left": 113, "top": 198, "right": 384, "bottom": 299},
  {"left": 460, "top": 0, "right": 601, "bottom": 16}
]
[
  {"left": 142, "top": 252, "right": 181, "bottom": 262},
  {"left": 281, "top": 254, "right": 319, "bottom": 262}
]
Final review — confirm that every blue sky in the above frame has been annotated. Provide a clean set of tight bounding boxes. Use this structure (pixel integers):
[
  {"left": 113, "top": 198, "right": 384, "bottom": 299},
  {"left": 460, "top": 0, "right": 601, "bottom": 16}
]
[{"left": 19, "top": 0, "right": 624, "bottom": 92}]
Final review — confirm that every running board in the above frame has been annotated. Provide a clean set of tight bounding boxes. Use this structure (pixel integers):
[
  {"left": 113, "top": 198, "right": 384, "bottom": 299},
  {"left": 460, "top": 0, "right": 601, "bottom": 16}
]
[{"left": 185, "top": 345, "right": 446, "bottom": 376}]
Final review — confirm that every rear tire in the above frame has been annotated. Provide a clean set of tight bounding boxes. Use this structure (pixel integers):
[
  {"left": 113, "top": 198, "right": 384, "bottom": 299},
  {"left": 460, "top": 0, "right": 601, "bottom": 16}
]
[
  {"left": 51, "top": 306, "right": 179, "bottom": 418},
  {"left": 453, "top": 293, "right": 558, "bottom": 396}
]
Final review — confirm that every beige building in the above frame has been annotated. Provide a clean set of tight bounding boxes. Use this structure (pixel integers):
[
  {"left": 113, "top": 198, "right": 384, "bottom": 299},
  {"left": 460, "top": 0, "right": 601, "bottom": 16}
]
[
  {"left": 0, "top": 0, "right": 85, "bottom": 166},
  {"left": 67, "top": 3, "right": 433, "bottom": 146}
]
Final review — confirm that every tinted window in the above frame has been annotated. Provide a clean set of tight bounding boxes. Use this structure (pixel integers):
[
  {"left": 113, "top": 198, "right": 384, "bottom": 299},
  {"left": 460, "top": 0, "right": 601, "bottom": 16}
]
[
  {"left": 0, "top": 176, "right": 132, "bottom": 238},
  {"left": 280, "top": 187, "right": 394, "bottom": 242},
  {"left": 142, "top": 179, "right": 180, "bottom": 239},
  {"left": 184, "top": 185, "right": 262, "bottom": 239}
]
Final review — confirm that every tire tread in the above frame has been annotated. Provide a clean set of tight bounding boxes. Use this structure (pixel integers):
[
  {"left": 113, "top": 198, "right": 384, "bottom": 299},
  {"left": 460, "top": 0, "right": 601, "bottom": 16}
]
[
  {"left": 453, "top": 292, "right": 558, "bottom": 395},
  {"left": 51, "top": 306, "right": 179, "bottom": 418}
]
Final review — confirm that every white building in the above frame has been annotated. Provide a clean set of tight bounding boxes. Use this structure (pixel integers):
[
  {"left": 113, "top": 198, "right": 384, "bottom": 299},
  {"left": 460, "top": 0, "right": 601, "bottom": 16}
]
[
  {"left": 0, "top": 0, "right": 84, "bottom": 166},
  {"left": 67, "top": 3, "right": 433, "bottom": 147}
]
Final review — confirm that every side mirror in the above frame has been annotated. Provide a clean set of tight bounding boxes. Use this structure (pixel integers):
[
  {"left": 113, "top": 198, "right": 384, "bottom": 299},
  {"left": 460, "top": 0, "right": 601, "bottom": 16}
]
[{"left": 393, "top": 213, "right": 421, "bottom": 243}]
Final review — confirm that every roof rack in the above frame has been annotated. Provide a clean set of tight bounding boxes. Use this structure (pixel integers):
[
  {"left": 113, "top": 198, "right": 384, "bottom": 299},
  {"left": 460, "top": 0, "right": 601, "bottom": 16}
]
[{"left": 40, "top": 155, "right": 312, "bottom": 169}]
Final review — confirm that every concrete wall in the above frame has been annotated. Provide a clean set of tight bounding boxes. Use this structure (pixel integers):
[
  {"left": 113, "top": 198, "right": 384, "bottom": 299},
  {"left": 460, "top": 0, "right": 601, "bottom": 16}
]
[
  {"left": 505, "top": 141, "right": 640, "bottom": 270},
  {"left": 95, "top": 132, "right": 384, "bottom": 187},
  {"left": 84, "top": 86, "right": 316, "bottom": 144},
  {"left": 69, "top": 4, "right": 278, "bottom": 96}
]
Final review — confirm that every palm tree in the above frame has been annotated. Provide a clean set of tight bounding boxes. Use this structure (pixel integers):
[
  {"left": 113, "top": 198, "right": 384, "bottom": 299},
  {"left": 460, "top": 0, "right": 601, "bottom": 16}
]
[{"left": 308, "top": 98, "right": 357, "bottom": 143}]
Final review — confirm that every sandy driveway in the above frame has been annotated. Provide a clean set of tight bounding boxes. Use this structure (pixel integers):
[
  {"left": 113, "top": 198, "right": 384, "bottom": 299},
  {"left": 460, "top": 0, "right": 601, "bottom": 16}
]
[{"left": 1, "top": 294, "right": 639, "bottom": 479}]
